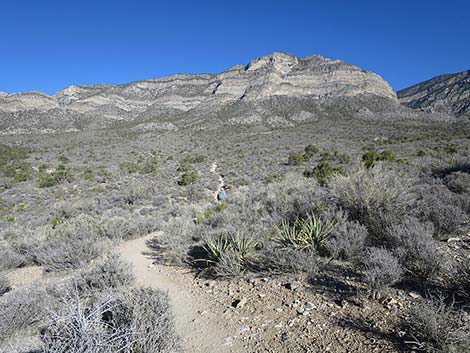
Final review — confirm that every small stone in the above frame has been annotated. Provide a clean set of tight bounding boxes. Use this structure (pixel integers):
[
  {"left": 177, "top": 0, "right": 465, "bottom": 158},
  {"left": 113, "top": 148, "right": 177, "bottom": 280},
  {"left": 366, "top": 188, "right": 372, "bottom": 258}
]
[
  {"left": 447, "top": 237, "right": 461, "bottom": 243},
  {"left": 286, "top": 281, "right": 302, "bottom": 291},
  {"left": 304, "top": 302, "right": 316, "bottom": 311},
  {"left": 239, "top": 325, "right": 250, "bottom": 334},
  {"left": 223, "top": 336, "right": 233, "bottom": 346},
  {"left": 232, "top": 298, "right": 247, "bottom": 308},
  {"left": 409, "top": 292, "right": 420, "bottom": 299}
]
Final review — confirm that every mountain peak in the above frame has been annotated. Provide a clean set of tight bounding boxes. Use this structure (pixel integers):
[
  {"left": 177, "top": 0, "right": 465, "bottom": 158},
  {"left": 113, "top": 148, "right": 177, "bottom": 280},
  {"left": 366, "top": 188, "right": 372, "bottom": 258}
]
[{"left": 246, "top": 52, "right": 298, "bottom": 73}]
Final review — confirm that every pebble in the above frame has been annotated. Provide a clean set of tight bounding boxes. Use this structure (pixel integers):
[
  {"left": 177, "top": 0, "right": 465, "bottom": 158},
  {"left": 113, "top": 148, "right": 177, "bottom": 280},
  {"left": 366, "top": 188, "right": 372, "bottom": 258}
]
[
  {"left": 286, "top": 281, "right": 302, "bottom": 291},
  {"left": 232, "top": 298, "right": 247, "bottom": 308}
]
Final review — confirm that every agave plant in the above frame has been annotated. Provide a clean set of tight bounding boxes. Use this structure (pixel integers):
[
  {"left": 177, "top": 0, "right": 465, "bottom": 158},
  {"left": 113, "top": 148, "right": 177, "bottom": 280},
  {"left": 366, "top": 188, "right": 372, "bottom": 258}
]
[{"left": 275, "top": 213, "right": 335, "bottom": 251}]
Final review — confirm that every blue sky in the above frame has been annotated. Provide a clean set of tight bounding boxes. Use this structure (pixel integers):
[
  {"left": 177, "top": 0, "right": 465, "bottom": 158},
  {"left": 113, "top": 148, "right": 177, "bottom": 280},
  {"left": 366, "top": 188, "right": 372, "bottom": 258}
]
[{"left": 1, "top": 0, "right": 468, "bottom": 94}]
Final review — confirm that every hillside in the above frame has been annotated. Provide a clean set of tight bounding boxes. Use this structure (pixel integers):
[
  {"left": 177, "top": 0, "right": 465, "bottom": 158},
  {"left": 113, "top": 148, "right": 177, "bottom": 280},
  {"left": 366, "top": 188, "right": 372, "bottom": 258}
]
[
  {"left": 398, "top": 70, "right": 470, "bottom": 117},
  {"left": 0, "top": 52, "right": 411, "bottom": 134}
]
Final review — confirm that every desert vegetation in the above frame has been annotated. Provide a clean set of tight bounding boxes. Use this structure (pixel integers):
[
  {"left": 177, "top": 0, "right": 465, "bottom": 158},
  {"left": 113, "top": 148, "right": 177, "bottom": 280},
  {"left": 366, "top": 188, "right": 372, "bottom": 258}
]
[{"left": 0, "top": 118, "right": 469, "bottom": 352}]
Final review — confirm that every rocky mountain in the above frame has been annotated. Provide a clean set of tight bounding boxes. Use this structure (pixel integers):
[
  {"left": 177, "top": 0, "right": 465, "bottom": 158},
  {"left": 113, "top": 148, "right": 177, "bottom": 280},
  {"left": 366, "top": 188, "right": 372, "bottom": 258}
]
[
  {"left": 397, "top": 70, "right": 470, "bottom": 117},
  {"left": 0, "top": 52, "right": 437, "bottom": 135}
]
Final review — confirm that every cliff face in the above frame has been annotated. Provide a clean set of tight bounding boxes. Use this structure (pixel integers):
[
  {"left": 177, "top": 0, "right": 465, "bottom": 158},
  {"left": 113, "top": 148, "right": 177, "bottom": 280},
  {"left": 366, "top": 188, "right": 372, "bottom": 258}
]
[
  {"left": 0, "top": 52, "right": 403, "bottom": 134},
  {"left": 398, "top": 70, "right": 470, "bottom": 117}
]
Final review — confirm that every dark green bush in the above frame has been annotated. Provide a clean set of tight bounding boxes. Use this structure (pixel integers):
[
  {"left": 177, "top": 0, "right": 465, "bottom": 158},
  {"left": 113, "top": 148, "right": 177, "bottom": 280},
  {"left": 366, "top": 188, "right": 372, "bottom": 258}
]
[
  {"left": 362, "top": 149, "right": 395, "bottom": 169},
  {"left": 178, "top": 168, "right": 198, "bottom": 186},
  {"left": 303, "top": 144, "right": 319, "bottom": 160},
  {"left": 303, "top": 160, "right": 342, "bottom": 185}
]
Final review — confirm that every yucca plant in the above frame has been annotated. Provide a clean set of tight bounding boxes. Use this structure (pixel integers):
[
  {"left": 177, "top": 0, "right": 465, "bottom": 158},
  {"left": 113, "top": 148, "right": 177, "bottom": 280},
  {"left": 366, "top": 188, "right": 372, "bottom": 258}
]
[
  {"left": 275, "top": 214, "right": 335, "bottom": 251},
  {"left": 230, "top": 233, "right": 259, "bottom": 264},
  {"left": 202, "top": 234, "right": 231, "bottom": 263},
  {"left": 199, "top": 233, "right": 259, "bottom": 277}
]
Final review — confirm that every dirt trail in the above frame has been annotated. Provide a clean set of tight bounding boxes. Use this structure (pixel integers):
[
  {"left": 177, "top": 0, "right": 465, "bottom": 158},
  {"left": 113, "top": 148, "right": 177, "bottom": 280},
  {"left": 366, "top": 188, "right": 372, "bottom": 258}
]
[
  {"left": 117, "top": 233, "right": 241, "bottom": 353},
  {"left": 210, "top": 162, "right": 224, "bottom": 201}
]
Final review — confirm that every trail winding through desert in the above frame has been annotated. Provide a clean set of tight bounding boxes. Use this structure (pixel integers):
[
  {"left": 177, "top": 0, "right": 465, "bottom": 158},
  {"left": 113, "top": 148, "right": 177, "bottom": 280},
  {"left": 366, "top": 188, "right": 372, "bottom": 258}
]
[
  {"left": 211, "top": 162, "right": 225, "bottom": 201},
  {"left": 117, "top": 233, "right": 240, "bottom": 353}
]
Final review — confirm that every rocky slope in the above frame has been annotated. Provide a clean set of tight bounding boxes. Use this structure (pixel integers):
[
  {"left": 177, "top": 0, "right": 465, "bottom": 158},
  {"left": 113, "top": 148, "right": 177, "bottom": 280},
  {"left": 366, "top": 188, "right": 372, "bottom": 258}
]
[
  {"left": 397, "top": 70, "right": 470, "bottom": 117},
  {"left": 0, "top": 52, "right": 430, "bottom": 134}
]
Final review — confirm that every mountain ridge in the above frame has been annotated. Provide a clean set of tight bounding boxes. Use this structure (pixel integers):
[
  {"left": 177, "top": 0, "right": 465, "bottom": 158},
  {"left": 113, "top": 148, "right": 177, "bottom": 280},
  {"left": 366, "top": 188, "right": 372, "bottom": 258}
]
[
  {"left": 398, "top": 70, "right": 470, "bottom": 117},
  {"left": 1, "top": 52, "right": 451, "bottom": 135}
]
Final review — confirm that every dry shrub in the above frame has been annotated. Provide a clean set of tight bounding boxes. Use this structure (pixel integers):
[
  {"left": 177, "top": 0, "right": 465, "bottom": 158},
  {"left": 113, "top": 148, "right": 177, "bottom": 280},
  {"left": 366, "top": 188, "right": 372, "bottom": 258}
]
[
  {"left": 362, "top": 247, "right": 403, "bottom": 299},
  {"left": 406, "top": 295, "right": 470, "bottom": 352},
  {"left": 333, "top": 165, "right": 414, "bottom": 242},
  {"left": 41, "top": 287, "right": 180, "bottom": 353}
]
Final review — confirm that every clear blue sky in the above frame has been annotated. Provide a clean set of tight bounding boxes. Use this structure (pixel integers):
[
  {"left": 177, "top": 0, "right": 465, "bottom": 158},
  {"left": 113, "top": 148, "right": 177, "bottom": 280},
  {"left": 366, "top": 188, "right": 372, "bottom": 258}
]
[{"left": 1, "top": 0, "right": 469, "bottom": 94}]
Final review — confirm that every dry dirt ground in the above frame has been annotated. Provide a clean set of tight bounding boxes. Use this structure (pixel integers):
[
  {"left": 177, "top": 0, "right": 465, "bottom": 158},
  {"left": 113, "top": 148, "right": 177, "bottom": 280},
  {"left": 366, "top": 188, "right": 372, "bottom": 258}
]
[{"left": 116, "top": 232, "right": 423, "bottom": 353}]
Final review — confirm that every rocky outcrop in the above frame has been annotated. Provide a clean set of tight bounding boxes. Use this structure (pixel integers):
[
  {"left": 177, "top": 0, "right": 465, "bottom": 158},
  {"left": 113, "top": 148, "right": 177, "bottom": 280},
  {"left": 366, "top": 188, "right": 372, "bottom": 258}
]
[
  {"left": 0, "top": 52, "right": 403, "bottom": 134},
  {"left": 397, "top": 70, "right": 470, "bottom": 117}
]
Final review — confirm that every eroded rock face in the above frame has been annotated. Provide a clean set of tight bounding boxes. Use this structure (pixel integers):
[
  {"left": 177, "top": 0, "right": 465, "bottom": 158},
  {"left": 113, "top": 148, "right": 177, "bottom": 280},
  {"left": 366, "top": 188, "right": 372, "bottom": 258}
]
[
  {"left": 0, "top": 52, "right": 400, "bottom": 133},
  {"left": 398, "top": 70, "right": 470, "bottom": 117}
]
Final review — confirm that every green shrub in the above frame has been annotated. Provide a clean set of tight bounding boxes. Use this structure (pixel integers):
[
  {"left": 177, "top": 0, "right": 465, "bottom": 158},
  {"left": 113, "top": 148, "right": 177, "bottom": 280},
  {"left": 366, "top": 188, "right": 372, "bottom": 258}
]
[
  {"left": 58, "top": 154, "right": 70, "bottom": 164},
  {"left": 303, "top": 160, "right": 342, "bottom": 185},
  {"left": 140, "top": 157, "right": 158, "bottom": 174},
  {"left": 178, "top": 168, "right": 198, "bottom": 186},
  {"left": 362, "top": 149, "right": 395, "bottom": 169},
  {"left": 303, "top": 144, "right": 319, "bottom": 160},
  {"left": 182, "top": 155, "right": 207, "bottom": 164},
  {"left": 119, "top": 161, "right": 139, "bottom": 174},
  {"left": 215, "top": 202, "right": 228, "bottom": 212},
  {"left": 37, "top": 164, "right": 73, "bottom": 188},
  {"left": 288, "top": 152, "right": 305, "bottom": 166},
  {"left": 82, "top": 167, "right": 96, "bottom": 181}
]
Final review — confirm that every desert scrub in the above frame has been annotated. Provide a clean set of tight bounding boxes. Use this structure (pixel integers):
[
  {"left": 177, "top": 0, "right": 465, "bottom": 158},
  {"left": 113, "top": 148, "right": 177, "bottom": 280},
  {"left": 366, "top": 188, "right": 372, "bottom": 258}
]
[
  {"left": 453, "top": 258, "right": 470, "bottom": 301},
  {"left": 275, "top": 213, "right": 336, "bottom": 251},
  {"left": 0, "top": 246, "right": 27, "bottom": 270},
  {"left": 362, "top": 149, "right": 395, "bottom": 169},
  {"left": 406, "top": 295, "right": 470, "bottom": 352},
  {"left": 0, "top": 285, "right": 50, "bottom": 341},
  {"left": 333, "top": 165, "right": 414, "bottom": 242},
  {"left": 258, "top": 244, "right": 319, "bottom": 274},
  {"left": 41, "top": 287, "right": 180, "bottom": 353},
  {"left": 414, "top": 180, "right": 467, "bottom": 237},
  {"left": 76, "top": 253, "right": 135, "bottom": 293},
  {"left": 201, "top": 233, "right": 259, "bottom": 277},
  {"left": 362, "top": 247, "right": 403, "bottom": 299},
  {"left": 303, "top": 144, "right": 319, "bottom": 160},
  {"left": 0, "top": 272, "right": 10, "bottom": 296},
  {"left": 303, "top": 160, "right": 343, "bottom": 186},
  {"left": 387, "top": 218, "right": 444, "bottom": 282},
  {"left": 27, "top": 219, "right": 107, "bottom": 272},
  {"left": 178, "top": 168, "right": 198, "bottom": 186},
  {"left": 324, "top": 216, "right": 368, "bottom": 263},
  {"left": 37, "top": 164, "right": 73, "bottom": 188},
  {"left": 182, "top": 154, "right": 207, "bottom": 164},
  {"left": 288, "top": 152, "right": 305, "bottom": 166},
  {"left": 119, "top": 161, "right": 140, "bottom": 174}
]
